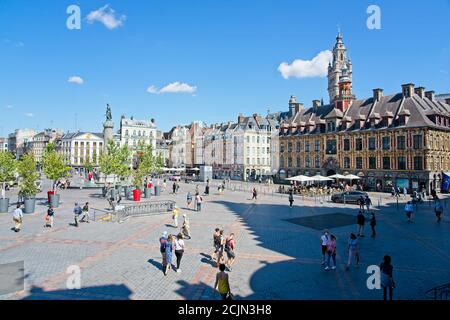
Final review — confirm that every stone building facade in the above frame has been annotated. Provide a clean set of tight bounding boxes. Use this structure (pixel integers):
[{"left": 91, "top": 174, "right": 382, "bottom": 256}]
[{"left": 278, "top": 34, "right": 450, "bottom": 193}]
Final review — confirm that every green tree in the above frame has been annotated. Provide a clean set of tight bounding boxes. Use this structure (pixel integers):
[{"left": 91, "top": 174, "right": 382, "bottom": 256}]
[
  {"left": 99, "top": 140, "right": 131, "bottom": 187},
  {"left": 42, "top": 143, "right": 71, "bottom": 193},
  {"left": 17, "top": 152, "right": 39, "bottom": 198},
  {"left": 0, "top": 151, "right": 16, "bottom": 199}
]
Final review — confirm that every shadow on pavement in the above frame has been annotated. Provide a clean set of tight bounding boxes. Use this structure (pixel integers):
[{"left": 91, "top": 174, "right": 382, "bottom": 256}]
[{"left": 21, "top": 284, "right": 132, "bottom": 300}]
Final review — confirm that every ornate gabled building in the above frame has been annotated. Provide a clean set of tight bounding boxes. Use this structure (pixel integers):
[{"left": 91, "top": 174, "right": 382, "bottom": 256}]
[{"left": 279, "top": 33, "right": 450, "bottom": 193}]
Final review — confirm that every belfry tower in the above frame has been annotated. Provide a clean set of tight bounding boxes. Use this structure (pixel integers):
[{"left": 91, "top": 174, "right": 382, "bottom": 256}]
[{"left": 327, "top": 32, "right": 353, "bottom": 103}]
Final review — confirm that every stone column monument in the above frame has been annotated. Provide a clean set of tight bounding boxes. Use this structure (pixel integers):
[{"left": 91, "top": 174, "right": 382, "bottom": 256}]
[{"left": 103, "top": 104, "right": 114, "bottom": 153}]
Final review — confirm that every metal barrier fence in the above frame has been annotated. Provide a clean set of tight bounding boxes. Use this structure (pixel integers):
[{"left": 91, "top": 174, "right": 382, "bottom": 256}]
[
  {"left": 426, "top": 283, "right": 450, "bottom": 300},
  {"left": 115, "top": 200, "right": 176, "bottom": 223}
]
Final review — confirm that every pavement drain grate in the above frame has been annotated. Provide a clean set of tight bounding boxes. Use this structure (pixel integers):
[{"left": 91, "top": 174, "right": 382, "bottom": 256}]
[{"left": 284, "top": 213, "right": 355, "bottom": 231}]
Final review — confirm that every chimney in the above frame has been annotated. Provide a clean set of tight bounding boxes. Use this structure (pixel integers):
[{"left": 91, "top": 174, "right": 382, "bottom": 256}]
[
  {"left": 415, "top": 87, "right": 425, "bottom": 99},
  {"left": 238, "top": 113, "right": 245, "bottom": 124},
  {"left": 295, "top": 103, "right": 304, "bottom": 114},
  {"left": 425, "top": 91, "right": 435, "bottom": 101},
  {"left": 373, "top": 88, "right": 383, "bottom": 102},
  {"left": 445, "top": 98, "right": 450, "bottom": 105},
  {"left": 289, "top": 95, "right": 297, "bottom": 116},
  {"left": 313, "top": 100, "right": 321, "bottom": 108},
  {"left": 401, "top": 83, "right": 415, "bottom": 98}
]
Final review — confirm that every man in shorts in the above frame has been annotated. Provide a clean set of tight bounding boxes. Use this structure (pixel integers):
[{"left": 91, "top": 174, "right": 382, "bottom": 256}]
[{"left": 320, "top": 230, "right": 330, "bottom": 265}]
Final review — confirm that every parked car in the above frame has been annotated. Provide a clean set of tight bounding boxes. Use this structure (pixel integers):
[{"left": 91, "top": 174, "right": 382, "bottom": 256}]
[
  {"left": 169, "top": 175, "right": 181, "bottom": 182},
  {"left": 331, "top": 191, "right": 368, "bottom": 204}
]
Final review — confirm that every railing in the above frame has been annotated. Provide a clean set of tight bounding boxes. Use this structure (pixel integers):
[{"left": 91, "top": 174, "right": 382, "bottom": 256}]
[
  {"left": 425, "top": 283, "right": 450, "bottom": 300},
  {"left": 115, "top": 200, "right": 176, "bottom": 223}
]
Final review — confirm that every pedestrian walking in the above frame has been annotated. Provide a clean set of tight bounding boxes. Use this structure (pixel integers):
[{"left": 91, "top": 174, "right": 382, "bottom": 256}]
[
  {"left": 380, "top": 255, "right": 395, "bottom": 301},
  {"left": 357, "top": 210, "right": 366, "bottom": 237},
  {"left": 159, "top": 231, "right": 168, "bottom": 270},
  {"left": 196, "top": 194, "right": 203, "bottom": 212},
  {"left": 181, "top": 214, "right": 191, "bottom": 239},
  {"left": 325, "top": 234, "right": 337, "bottom": 270},
  {"left": 365, "top": 195, "right": 372, "bottom": 213},
  {"left": 216, "top": 229, "right": 226, "bottom": 267},
  {"left": 174, "top": 233, "right": 185, "bottom": 273},
  {"left": 434, "top": 197, "right": 444, "bottom": 223},
  {"left": 211, "top": 228, "right": 221, "bottom": 262},
  {"left": 173, "top": 182, "right": 177, "bottom": 195},
  {"left": 405, "top": 201, "right": 414, "bottom": 223},
  {"left": 403, "top": 187, "right": 408, "bottom": 197},
  {"left": 225, "top": 233, "right": 236, "bottom": 271},
  {"left": 73, "top": 203, "right": 82, "bottom": 227},
  {"left": 345, "top": 233, "right": 360, "bottom": 271},
  {"left": 358, "top": 196, "right": 365, "bottom": 212},
  {"left": 164, "top": 234, "right": 174, "bottom": 276},
  {"left": 80, "top": 202, "right": 90, "bottom": 223},
  {"left": 214, "top": 264, "right": 233, "bottom": 300},
  {"left": 195, "top": 184, "right": 200, "bottom": 194},
  {"left": 370, "top": 213, "right": 377, "bottom": 238},
  {"left": 251, "top": 187, "right": 257, "bottom": 200},
  {"left": 45, "top": 205, "right": 55, "bottom": 228},
  {"left": 288, "top": 192, "right": 294, "bottom": 208},
  {"left": 320, "top": 230, "right": 330, "bottom": 265},
  {"left": 12, "top": 204, "right": 23, "bottom": 233},
  {"left": 172, "top": 206, "right": 179, "bottom": 228},
  {"left": 186, "top": 192, "right": 193, "bottom": 209},
  {"left": 205, "top": 185, "right": 210, "bottom": 195}
]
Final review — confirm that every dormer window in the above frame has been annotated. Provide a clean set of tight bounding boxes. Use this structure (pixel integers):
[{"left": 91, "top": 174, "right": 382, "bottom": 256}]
[{"left": 327, "top": 121, "right": 336, "bottom": 132}]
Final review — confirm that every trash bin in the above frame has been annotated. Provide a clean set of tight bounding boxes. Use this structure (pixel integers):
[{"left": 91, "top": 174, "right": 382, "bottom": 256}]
[
  {"left": 47, "top": 191, "right": 55, "bottom": 203},
  {"left": 49, "top": 194, "right": 60, "bottom": 208},
  {"left": 145, "top": 188, "right": 152, "bottom": 198},
  {"left": 154, "top": 186, "right": 161, "bottom": 196},
  {"left": 133, "top": 189, "right": 141, "bottom": 202}
]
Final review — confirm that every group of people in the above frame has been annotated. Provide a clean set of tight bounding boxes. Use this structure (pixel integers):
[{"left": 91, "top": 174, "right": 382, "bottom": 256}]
[
  {"left": 186, "top": 191, "right": 203, "bottom": 211},
  {"left": 171, "top": 206, "right": 191, "bottom": 239},
  {"left": 73, "top": 202, "right": 90, "bottom": 227},
  {"left": 320, "top": 230, "right": 395, "bottom": 300},
  {"left": 211, "top": 228, "right": 236, "bottom": 271},
  {"left": 159, "top": 231, "right": 186, "bottom": 275},
  {"left": 404, "top": 193, "right": 445, "bottom": 223}
]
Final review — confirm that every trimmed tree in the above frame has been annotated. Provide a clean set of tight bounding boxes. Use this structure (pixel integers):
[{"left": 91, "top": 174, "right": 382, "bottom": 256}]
[
  {"left": 17, "top": 152, "right": 39, "bottom": 198},
  {"left": 0, "top": 151, "right": 16, "bottom": 199},
  {"left": 99, "top": 140, "right": 131, "bottom": 188},
  {"left": 42, "top": 143, "right": 71, "bottom": 194}
]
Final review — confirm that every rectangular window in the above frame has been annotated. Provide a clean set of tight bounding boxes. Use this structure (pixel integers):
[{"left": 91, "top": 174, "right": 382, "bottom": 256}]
[
  {"left": 368, "top": 137, "right": 376, "bottom": 151},
  {"left": 398, "top": 156, "right": 407, "bottom": 170},
  {"left": 305, "top": 156, "right": 311, "bottom": 168},
  {"left": 315, "top": 140, "right": 321, "bottom": 152},
  {"left": 397, "top": 136, "right": 406, "bottom": 150},
  {"left": 326, "top": 140, "right": 337, "bottom": 155},
  {"left": 343, "top": 139, "right": 350, "bottom": 151},
  {"left": 414, "top": 156, "right": 423, "bottom": 170},
  {"left": 296, "top": 157, "right": 301, "bottom": 168},
  {"left": 369, "top": 157, "right": 377, "bottom": 169},
  {"left": 288, "top": 157, "right": 292, "bottom": 167},
  {"left": 288, "top": 142, "right": 293, "bottom": 152},
  {"left": 413, "top": 135, "right": 423, "bottom": 150},
  {"left": 356, "top": 138, "right": 363, "bottom": 151},
  {"left": 356, "top": 157, "right": 363, "bottom": 169},
  {"left": 382, "top": 137, "right": 390, "bottom": 150},
  {"left": 296, "top": 142, "right": 301, "bottom": 152},
  {"left": 344, "top": 157, "right": 350, "bottom": 169},
  {"left": 280, "top": 144, "right": 285, "bottom": 153},
  {"left": 315, "top": 156, "right": 321, "bottom": 168},
  {"left": 383, "top": 157, "right": 390, "bottom": 170},
  {"left": 305, "top": 141, "right": 310, "bottom": 152}
]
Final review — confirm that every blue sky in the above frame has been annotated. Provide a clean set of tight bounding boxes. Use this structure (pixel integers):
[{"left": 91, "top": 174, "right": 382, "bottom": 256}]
[{"left": 0, "top": 0, "right": 449, "bottom": 136}]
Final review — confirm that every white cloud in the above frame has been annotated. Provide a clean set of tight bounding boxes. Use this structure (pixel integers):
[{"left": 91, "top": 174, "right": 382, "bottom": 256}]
[
  {"left": 24, "top": 113, "right": 34, "bottom": 117},
  {"left": 147, "top": 82, "right": 197, "bottom": 94},
  {"left": 278, "top": 50, "right": 333, "bottom": 79},
  {"left": 68, "top": 76, "right": 84, "bottom": 85},
  {"left": 15, "top": 42, "right": 24, "bottom": 48},
  {"left": 5, "top": 105, "right": 13, "bottom": 109},
  {"left": 86, "top": 4, "right": 126, "bottom": 30}
]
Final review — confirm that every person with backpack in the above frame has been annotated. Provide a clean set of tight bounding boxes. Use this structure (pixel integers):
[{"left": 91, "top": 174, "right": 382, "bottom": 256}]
[
  {"left": 225, "top": 233, "right": 236, "bottom": 271},
  {"left": 159, "top": 231, "right": 168, "bottom": 271},
  {"left": 357, "top": 210, "right": 366, "bottom": 237},
  {"left": 405, "top": 201, "right": 414, "bottom": 223},
  {"left": 380, "top": 255, "right": 395, "bottom": 301},
  {"left": 288, "top": 192, "right": 294, "bottom": 208},
  {"left": 211, "top": 228, "right": 221, "bottom": 262},
  {"left": 434, "top": 197, "right": 444, "bottom": 223},
  {"left": 252, "top": 188, "right": 257, "bottom": 200},
  {"left": 73, "top": 203, "right": 82, "bottom": 227},
  {"left": 345, "top": 233, "right": 360, "bottom": 271},
  {"left": 80, "top": 202, "right": 90, "bottom": 223}
]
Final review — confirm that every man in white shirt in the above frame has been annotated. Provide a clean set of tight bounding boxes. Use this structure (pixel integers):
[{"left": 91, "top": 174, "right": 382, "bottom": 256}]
[
  {"left": 320, "top": 230, "right": 330, "bottom": 265},
  {"left": 12, "top": 204, "right": 24, "bottom": 232}
]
